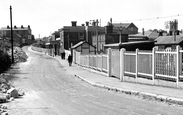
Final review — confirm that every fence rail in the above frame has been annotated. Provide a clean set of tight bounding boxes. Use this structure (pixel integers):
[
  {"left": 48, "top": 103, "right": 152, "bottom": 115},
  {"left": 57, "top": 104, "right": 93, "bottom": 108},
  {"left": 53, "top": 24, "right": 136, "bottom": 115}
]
[{"left": 73, "top": 45, "right": 183, "bottom": 88}]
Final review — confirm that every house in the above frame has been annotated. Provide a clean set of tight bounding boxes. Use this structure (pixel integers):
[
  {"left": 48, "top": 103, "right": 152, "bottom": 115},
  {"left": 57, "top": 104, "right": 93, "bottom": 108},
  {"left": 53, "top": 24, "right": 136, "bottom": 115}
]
[
  {"left": 155, "top": 35, "right": 183, "bottom": 49},
  {"left": 92, "top": 33, "right": 128, "bottom": 53},
  {"left": 71, "top": 41, "right": 96, "bottom": 54},
  {"left": 85, "top": 21, "right": 105, "bottom": 44},
  {"left": 112, "top": 23, "right": 138, "bottom": 34},
  {"left": 0, "top": 25, "right": 33, "bottom": 46},
  {"left": 59, "top": 21, "right": 105, "bottom": 53},
  {"left": 59, "top": 21, "right": 86, "bottom": 52}
]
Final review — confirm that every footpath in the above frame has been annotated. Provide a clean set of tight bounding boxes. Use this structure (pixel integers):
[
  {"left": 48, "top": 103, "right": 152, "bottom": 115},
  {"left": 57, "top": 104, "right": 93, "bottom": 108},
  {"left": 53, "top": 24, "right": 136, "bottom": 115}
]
[{"left": 29, "top": 47, "right": 183, "bottom": 105}]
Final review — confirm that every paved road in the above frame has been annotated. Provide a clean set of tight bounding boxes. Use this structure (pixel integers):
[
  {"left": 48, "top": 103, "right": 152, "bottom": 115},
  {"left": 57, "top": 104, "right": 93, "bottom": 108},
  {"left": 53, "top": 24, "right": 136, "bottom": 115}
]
[{"left": 4, "top": 46, "right": 183, "bottom": 115}]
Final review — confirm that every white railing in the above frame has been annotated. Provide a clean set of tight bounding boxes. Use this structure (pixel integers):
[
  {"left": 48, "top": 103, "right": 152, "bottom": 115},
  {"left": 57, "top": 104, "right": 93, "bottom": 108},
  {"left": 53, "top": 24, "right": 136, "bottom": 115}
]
[{"left": 73, "top": 46, "right": 183, "bottom": 88}]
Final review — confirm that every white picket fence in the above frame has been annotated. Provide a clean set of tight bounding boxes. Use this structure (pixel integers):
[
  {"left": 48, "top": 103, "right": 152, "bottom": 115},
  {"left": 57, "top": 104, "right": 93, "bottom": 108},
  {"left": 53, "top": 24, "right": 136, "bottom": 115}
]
[{"left": 73, "top": 46, "right": 183, "bottom": 88}]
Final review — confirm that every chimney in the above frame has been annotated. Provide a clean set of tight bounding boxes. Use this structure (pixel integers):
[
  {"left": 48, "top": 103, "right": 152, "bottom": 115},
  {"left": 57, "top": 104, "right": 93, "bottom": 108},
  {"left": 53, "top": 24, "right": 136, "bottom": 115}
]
[
  {"left": 92, "top": 21, "right": 96, "bottom": 26},
  {"left": 14, "top": 25, "right": 17, "bottom": 29},
  {"left": 7, "top": 25, "right": 10, "bottom": 29},
  {"left": 159, "top": 30, "right": 163, "bottom": 36},
  {"left": 105, "top": 24, "right": 113, "bottom": 34},
  {"left": 86, "top": 22, "right": 89, "bottom": 26},
  {"left": 28, "top": 25, "right": 30, "bottom": 29},
  {"left": 110, "top": 18, "right": 112, "bottom": 24},
  {"left": 142, "top": 28, "right": 144, "bottom": 35},
  {"left": 71, "top": 21, "right": 77, "bottom": 26},
  {"left": 21, "top": 25, "right": 24, "bottom": 28}
]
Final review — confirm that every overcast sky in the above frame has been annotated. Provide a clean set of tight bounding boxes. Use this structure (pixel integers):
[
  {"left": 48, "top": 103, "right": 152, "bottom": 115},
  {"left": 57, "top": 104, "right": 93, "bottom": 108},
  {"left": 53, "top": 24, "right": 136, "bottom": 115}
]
[{"left": 1, "top": 0, "right": 183, "bottom": 38}]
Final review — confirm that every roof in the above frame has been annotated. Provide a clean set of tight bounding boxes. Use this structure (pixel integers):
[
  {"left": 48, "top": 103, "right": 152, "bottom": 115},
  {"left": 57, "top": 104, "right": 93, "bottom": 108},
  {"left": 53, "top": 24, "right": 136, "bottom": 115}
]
[
  {"left": 72, "top": 41, "right": 85, "bottom": 49},
  {"left": 0, "top": 27, "right": 30, "bottom": 30},
  {"left": 71, "top": 41, "right": 96, "bottom": 49},
  {"left": 155, "top": 35, "right": 183, "bottom": 45},
  {"left": 112, "top": 23, "right": 131, "bottom": 28},
  {"left": 129, "top": 31, "right": 159, "bottom": 40},
  {"left": 104, "top": 41, "right": 154, "bottom": 47}
]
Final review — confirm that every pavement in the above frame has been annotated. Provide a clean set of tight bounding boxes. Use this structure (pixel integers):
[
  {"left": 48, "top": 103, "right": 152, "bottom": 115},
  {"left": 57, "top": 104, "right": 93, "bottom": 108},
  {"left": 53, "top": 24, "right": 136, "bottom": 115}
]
[{"left": 30, "top": 47, "right": 183, "bottom": 105}]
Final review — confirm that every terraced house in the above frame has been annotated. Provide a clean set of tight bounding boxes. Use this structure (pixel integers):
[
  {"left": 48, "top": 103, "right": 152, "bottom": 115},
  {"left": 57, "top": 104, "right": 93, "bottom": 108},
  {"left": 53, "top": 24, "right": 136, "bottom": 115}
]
[{"left": 0, "top": 25, "right": 34, "bottom": 46}]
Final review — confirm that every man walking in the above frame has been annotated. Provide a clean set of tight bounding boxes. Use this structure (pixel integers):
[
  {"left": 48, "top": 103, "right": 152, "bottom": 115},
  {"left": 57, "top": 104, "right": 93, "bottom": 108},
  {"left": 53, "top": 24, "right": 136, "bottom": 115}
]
[{"left": 67, "top": 54, "right": 73, "bottom": 66}]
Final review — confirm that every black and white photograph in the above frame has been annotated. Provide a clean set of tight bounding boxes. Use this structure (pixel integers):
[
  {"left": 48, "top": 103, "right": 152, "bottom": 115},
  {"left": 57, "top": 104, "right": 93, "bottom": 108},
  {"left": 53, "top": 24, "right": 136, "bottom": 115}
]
[{"left": 1, "top": 0, "right": 183, "bottom": 114}]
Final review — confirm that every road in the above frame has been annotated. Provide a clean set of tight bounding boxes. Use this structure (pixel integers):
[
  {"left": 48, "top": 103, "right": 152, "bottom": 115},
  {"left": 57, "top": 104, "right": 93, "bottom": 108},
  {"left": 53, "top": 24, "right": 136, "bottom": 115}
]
[{"left": 4, "top": 46, "right": 183, "bottom": 115}]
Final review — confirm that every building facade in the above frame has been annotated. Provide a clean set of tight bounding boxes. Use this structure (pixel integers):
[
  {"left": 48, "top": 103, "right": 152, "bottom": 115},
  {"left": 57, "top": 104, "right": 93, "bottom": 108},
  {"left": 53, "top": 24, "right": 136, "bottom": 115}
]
[
  {"left": 112, "top": 23, "right": 138, "bottom": 34},
  {"left": 0, "top": 25, "right": 33, "bottom": 46}
]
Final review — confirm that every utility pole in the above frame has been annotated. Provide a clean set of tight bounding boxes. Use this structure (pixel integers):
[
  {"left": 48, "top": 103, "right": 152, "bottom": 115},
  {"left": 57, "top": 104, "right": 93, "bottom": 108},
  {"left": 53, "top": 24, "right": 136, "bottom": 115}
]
[
  {"left": 10, "top": 6, "right": 14, "bottom": 63},
  {"left": 67, "top": 34, "right": 70, "bottom": 50},
  {"left": 174, "top": 19, "right": 177, "bottom": 41},
  {"left": 96, "top": 19, "right": 99, "bottom": 53}
]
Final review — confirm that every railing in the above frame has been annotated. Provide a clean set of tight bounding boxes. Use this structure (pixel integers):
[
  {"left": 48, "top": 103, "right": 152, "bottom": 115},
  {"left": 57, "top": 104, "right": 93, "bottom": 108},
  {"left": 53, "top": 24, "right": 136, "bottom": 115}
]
[{"left": 73, "top": 45, "right": 183, "bottom": 88}]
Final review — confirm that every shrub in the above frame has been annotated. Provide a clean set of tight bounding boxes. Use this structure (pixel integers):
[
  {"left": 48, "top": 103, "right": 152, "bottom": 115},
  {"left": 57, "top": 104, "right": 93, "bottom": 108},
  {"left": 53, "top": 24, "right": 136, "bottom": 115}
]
[{"left": 0, "top": 50, "right": 11, "bottom": 73}]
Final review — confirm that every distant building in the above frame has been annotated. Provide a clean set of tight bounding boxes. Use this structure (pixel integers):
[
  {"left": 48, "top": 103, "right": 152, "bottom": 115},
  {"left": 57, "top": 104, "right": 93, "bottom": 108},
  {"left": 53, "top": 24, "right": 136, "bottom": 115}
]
[
  {"left": 59, "top": 21, "right": 105, "bottom": 52},
  {"left": 112, "top": 23, "right": 138, "bottom": 34},
  {"left": 92, "top": 33, "right": 128, "bottom": 52},
  {"left": 0, "top": 25, "right": 33, "bottom": 45},
  {"left": 129, "top": 29, "right": 160, "bottom": 41},
  {"left": 59, "top": 21, "right": 86, "bottom": 52},
  {"left": 155, "top": 35, "right": 183, "bottom": 49},
  {"left": 71, "top": 41, "right": 96, "bottom": 54}
]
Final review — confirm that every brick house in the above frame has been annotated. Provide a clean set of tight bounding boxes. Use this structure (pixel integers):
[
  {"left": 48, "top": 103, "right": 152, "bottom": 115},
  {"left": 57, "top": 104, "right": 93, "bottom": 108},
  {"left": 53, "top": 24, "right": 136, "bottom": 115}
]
[
  {"left": 0, "top": 25, "right": 33, "bottom": 46},
  {"left": 112, "top": 23, "right": 138, "bottom": 34}
]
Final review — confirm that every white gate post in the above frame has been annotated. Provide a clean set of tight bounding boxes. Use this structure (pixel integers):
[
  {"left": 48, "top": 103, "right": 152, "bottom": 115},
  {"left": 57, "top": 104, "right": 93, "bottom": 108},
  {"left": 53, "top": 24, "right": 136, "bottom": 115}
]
[
  {"left": 120, "top": 48, "right": 125, "bottom": 81},
  {"left": 152, "top": 47, "right": 156, "bottom": 85},
  {"left": 107, "top": 48, "right": 112, "bottom": 77},
  {"left": 176, "top": 45, "right": 180, "bottom": 88},
  {"left": 135, "top": 49, "right": 139, "bottom": 82}
]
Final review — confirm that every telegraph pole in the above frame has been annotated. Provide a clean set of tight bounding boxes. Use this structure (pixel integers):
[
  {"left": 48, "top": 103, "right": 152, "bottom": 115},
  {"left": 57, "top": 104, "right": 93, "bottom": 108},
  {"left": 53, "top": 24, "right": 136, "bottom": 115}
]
[
  {"left": 10, "top": 6, "right": 14, "bottom": 63},
  {"left": 96, "top": 19, "right": 99, "bottom": 53}
]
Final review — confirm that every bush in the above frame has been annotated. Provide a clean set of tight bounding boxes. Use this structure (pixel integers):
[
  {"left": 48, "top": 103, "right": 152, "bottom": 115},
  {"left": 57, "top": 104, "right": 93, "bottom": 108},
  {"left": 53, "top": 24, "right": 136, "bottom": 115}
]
[{"left": 0, "top": 50, "right": 11, "bottom": 73}]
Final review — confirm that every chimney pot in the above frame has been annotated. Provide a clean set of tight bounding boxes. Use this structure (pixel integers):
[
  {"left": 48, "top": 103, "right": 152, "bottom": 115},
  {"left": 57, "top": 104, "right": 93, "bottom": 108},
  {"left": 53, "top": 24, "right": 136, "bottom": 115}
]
[
  {"left": 71, "top": 21, "right": 77, "bottom": 26},
  {"left": 86, "top": 22, "right": 89, "bottom": 26}
]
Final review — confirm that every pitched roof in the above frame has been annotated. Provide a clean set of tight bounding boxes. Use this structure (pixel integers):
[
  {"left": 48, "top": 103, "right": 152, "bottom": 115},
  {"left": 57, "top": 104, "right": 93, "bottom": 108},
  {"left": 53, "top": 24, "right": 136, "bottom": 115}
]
[
  {"left": 72, "top": 41, "right": 85, "bottom": 49},
  {"left": 0, "top": 27, "right": 29, "bottom": 30},
  {"left": 155, "top": 35, "right": 183, "bottom": 45},
  {"left": 72, "top": 41, "right": 96, "bottom": 49},
  {"left": 129, "top": 30, "right": 159, "bottom": 40},
  {"left": 112, "top": 23, "right": 131, "bottom": 28}
]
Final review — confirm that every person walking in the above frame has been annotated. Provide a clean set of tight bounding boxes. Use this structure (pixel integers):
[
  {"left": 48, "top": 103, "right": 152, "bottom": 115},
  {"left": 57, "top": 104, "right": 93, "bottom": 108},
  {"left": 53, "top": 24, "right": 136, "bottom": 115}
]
[{"left": 67, "top": 54, "right": 73, "bottom": 66}]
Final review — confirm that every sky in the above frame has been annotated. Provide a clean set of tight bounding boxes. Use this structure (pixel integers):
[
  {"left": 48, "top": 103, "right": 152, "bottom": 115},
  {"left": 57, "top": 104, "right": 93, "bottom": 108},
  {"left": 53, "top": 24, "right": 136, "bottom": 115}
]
[{"left": 1, "top": 0, "right": 183, "bottom": 38}]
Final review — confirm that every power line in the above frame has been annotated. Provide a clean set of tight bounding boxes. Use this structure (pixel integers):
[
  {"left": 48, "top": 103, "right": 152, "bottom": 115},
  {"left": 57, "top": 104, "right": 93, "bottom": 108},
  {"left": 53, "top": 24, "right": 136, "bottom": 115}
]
[{"left": 101, "top": 14, "right": 183, "bottom": 24}]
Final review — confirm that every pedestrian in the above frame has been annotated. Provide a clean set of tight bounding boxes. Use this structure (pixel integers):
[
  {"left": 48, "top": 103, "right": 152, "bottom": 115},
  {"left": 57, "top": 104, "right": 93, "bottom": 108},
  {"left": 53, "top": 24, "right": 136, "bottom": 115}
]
[
  {"left": 63, "top": 51, "right": 65, "bottom": 59},
  {"left": 67, "top": 54, "right": 73, "bottom": 66}
]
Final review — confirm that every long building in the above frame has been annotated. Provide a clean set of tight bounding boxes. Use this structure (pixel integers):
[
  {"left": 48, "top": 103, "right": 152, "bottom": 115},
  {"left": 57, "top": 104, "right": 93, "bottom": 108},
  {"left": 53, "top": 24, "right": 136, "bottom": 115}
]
[{"left": 0, "top": 25, "right": 34, "bottom": 46}]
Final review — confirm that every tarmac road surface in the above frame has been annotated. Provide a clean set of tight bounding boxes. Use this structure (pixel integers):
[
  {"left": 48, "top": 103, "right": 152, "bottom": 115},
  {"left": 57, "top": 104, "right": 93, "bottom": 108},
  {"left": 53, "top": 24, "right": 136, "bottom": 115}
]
[{"left": 4, "top": 46, "right": 183, "bottom": 115}]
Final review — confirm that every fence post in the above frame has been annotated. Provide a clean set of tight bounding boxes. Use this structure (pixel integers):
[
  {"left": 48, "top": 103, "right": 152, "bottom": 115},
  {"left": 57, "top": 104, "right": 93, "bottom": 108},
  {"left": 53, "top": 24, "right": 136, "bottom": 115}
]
[
  {"left": 107, "top": 48, "right": 112, "bottom": 77},
  {"left": 120, "top": 48, "right": 125, "bottom": 81},
  {"left": 135, "top": 49, "right": 139, "bottom": 82},
  {"left": 180, "top": 47, "right": 182, "bottom": 77},
  {"left": 176, "top": 45, "right": 180, "bottom": 88},
  {"left": 152, "top": 47, "right": 156, "bottom": 85}
]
